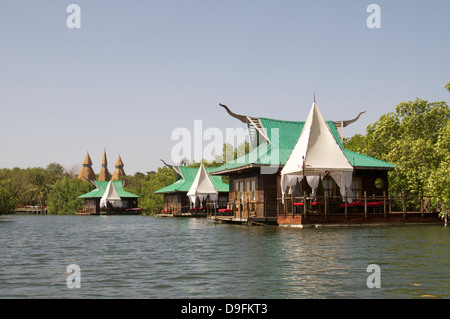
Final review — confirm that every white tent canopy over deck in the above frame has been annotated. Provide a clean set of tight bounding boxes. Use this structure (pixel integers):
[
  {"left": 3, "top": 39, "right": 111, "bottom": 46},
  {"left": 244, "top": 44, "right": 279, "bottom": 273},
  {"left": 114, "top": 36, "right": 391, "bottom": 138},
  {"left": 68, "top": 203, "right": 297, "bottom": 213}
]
[
  {"left": 100, "top": 180, "right": 123, "bottom": 208},
  {"left": 187, "top": 163, "right": 219, "bottom": 207},
  {"left": 281, "top": 101, "right": 354, "bottom": 202}
]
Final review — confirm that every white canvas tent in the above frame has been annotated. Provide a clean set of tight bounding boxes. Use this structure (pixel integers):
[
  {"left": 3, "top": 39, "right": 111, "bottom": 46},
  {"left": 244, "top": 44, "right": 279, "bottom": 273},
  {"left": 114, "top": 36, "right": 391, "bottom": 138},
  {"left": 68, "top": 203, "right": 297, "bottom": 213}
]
[
  {"left": 187, "top": 164, "right": 218, "bottom": 207},
  {"left": 280, "top": 101, "right": 354, "bottom": 202},
  {"left": 100, "top": 180, "right": 123, "bottom": 208}
]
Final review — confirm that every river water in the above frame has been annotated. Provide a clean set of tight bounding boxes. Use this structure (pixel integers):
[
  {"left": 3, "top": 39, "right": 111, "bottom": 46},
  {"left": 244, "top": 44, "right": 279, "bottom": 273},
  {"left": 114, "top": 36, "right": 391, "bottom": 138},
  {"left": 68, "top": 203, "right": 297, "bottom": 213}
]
[{"left": 0, "top": 215, "right": 448, "bottom": 299}]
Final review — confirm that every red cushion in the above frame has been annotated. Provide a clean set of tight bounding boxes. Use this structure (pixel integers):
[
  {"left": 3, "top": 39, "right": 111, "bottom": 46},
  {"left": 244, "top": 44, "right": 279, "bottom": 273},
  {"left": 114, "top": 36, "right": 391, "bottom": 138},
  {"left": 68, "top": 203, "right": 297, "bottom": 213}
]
[{"left": 367, "top": 201, "right": 384, "bottom": 207}]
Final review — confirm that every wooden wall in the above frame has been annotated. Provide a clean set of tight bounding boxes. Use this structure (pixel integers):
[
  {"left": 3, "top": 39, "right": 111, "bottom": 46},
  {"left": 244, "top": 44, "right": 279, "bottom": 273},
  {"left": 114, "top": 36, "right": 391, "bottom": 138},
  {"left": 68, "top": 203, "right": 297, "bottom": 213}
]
[
  {"left": 226, "top": 167, "right": 391, "bottom": 219},
  {"left": 164, "top": 191, "right": 228, "bottom": 214},
  {"left": 354, "top": 169, "right": 389, "bottom": 197}
]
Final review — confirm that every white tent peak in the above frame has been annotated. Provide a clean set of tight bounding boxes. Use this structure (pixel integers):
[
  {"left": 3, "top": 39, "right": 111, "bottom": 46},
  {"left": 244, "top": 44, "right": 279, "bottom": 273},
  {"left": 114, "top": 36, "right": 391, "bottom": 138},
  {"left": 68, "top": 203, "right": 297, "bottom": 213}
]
[
  {"left": 100, "top": 180, "right": 121, "bottom": 208},
  {"left": 187, "top": 163, "right": 218, "bottom": 207},
  {"left": 281, "top": 101, "right": 353, "bottom": 176},
  {"left": 280, "top": 101, "right": 354, "bottom": 202}
]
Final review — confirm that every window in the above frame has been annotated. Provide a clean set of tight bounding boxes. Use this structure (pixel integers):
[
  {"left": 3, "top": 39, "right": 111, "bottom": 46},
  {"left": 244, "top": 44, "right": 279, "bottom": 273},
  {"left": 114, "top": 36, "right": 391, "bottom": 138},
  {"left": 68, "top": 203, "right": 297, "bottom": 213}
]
[
  {"left": 322, "top": 177, "right": 334, "bottom": 196},
  {"left": 166, "top": 195, "right": 178, "bottom": 210},
  {"left": 374, "top": 178, "right": 384, "bottom": 189},
  {"left": 246, "top": 180, "right": 250, "bottom": 201},
  {"left": 251, "top": 180, "right": 256, "bottom": 201},
  {"left": 233, "top": 178, "right": 257, "bottom": 203},
  {"left": 351, "top": 178, "right": 361, "bottom": 198}
]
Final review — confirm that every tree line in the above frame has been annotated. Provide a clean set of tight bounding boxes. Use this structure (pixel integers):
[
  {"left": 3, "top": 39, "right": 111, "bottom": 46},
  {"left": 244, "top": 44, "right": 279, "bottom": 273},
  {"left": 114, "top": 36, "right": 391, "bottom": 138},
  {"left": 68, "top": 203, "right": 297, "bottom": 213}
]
[
  {"left": 343, "top": 81, "right": 449, "bottom": 217},
  {"left": 0, "top": 164, "right": 92, "bottom": 214},
  {"left": 0, "top": 142, "right": 249, "bottom": 215}
]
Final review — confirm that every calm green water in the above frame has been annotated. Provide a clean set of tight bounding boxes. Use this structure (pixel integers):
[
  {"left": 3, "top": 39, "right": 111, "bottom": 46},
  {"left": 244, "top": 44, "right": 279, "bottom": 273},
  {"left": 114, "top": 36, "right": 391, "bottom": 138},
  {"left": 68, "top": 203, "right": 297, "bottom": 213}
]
[{"left": 0, "top": 215, "right": 449, "bottom": 299}]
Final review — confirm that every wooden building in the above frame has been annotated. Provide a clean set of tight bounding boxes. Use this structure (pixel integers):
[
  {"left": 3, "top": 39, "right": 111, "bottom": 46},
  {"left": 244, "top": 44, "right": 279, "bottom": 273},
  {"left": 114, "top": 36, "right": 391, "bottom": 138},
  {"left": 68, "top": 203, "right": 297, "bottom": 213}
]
[
  {"left": 209, "top": 102, "right": 440, "bottom": 226},
  {"left": 154, "top": 165, "right": 229, "bottom": 216},
  {"left": 77, "top": 180, "right": 140, "bottom": 215}
]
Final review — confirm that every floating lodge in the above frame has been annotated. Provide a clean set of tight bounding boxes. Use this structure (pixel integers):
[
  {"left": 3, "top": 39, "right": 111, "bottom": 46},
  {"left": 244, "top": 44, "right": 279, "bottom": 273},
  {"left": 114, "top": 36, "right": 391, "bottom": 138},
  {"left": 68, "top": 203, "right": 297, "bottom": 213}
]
[
  {"left": 77, "top": 151, "right": 141, "bottom": 215},
  {"left": 154, "top": 163, "right": 229, "bottom": 217},
  {"left": 155, "top": 101, "right": 443, "bottom": 227}
]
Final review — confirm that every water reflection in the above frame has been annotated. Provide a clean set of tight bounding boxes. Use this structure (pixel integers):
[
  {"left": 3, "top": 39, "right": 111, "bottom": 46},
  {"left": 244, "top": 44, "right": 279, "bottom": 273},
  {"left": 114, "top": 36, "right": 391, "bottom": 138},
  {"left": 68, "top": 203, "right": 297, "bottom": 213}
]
[{"left": 0, "top": 215, "right": 448, "bottom": 298}]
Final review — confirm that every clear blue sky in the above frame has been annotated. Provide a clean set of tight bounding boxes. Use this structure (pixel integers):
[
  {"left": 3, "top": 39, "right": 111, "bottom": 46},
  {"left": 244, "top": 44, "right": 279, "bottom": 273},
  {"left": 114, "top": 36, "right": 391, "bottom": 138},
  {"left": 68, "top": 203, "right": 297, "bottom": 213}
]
[{"left": 1, "top": 0, "right": 449, "bottom": 174}]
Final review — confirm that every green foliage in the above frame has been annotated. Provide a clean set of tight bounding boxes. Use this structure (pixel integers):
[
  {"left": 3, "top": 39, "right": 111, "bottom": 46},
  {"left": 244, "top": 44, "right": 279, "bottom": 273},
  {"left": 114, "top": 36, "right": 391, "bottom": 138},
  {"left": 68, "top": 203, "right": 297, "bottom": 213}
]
[
  {"left": 47, "top": 177, "right": 93, "bottom": 214},
  {"left": 222, "top": 141, "right": 250, "bottom": 163},
  {"left": 124, "top": 167, "right": 176, "bottom": 215},
  {"left": 425, "top": 120, "right": 450, "bottom": 217},
  {"left": 342, "top": 134, "right": 365, "bottom": 154},
  {"left": 0, "top": 163, "right": 75, "bottom": 209},
  {"left": 344, "top": 95, "right": 450, "bottom": 214},
  {"left": 0, "top": 180, "right": 18, "bottom": 214}
]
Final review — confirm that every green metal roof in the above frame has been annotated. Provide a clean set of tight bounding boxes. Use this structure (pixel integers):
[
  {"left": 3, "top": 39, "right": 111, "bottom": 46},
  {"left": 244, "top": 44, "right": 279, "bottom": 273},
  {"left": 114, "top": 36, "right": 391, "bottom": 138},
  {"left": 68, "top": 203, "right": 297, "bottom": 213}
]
[
  {"left": 154, "top": 166, "right": 229, "bottom": 194},
  {"left": 211, "top": 117, "right": 394, "bottom": 174},
  {"left": 77, "top": 180, "right": 140, "bottom": 199}
]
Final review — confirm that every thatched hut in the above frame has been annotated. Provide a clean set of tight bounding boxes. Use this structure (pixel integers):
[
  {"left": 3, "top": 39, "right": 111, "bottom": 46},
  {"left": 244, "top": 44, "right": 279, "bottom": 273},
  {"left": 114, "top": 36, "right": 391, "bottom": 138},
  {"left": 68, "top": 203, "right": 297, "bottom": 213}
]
[
  {"left": 77, "top": 152, "right": 96, "bottom": 181},
  {"left": 98, "top": 150, "right": 111, "bottom": 181},
  {"left": 111, "top": 155, "right": 126, "bottom": 181}
]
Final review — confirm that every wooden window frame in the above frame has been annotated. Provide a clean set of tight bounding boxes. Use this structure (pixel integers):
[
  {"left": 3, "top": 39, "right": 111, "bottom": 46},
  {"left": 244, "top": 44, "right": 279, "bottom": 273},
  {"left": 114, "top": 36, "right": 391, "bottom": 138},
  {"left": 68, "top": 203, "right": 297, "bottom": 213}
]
[
  {"left": 351, "top": 178, "right": 362, "bottom": 199},
  {"left": 322, "top": 176, "right": 335, "bottom": 197},
  {"left": 233, "top": 177, "right": 257, "bottom": 211}
]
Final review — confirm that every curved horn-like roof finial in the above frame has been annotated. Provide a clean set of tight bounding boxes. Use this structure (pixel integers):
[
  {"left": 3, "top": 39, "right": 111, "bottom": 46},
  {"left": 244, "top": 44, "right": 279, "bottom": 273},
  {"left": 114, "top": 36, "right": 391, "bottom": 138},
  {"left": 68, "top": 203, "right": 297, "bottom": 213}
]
[
  {"left": 160, "top": 159, "right": 173, "bottom": 168},
  {"left": 219, "top": 103, "right": 248, "bottom": 124},
  {"left": 340, "top": 111, "right": 366, "bottom": 127}
]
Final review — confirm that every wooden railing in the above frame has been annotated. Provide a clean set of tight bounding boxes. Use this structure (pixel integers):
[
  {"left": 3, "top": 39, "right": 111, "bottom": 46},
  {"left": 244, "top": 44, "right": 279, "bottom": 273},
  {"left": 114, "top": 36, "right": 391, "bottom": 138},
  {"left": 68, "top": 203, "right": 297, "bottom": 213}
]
[{"left": 275, "top": 191, "right": 444, "bottom": 218}]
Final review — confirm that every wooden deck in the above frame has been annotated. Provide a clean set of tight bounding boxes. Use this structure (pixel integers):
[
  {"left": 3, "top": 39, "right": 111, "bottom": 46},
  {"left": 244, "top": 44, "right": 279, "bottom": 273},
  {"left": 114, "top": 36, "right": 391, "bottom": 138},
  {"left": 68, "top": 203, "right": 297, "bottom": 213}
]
[
  {"left": 207, "top": 203, "right": 443, "bottom": 227},
  {"left": 14, "top": 207, "right": 48, "bottom": 214},
  {"left": 76, "top": 208, "right": 142, "bottom": 215},
  {"left": 208, "top": 215, "right": 278, "bottom": 226},
  {"left": 154, "top": 212, "right": 208, "bottom": 218},
  {"left": 278, "top": 212, "right": 442, "bottom": 228}
]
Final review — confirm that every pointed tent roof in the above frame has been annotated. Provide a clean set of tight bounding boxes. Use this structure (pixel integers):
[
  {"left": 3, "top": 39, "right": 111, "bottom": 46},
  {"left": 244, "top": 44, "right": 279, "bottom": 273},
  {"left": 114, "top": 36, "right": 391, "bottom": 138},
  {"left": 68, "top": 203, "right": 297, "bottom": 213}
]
[
  {"left": 78, "top": 152, "right": 96, "bottom": 181},
  {"left": 281, "top": 102, "right": 353, "bottom": 176},
  {"left": 100, "top": 180, "right": 121, "bottom": 208},
  {"left": 98, "top": 149, "right": 111, "bottom": 181},
  {"left": 154, "top": 166, "right": 229, "bottom": 194},
  {"left": 280, "top": 101, "right": 354, "bottom": 200},
  {"left": 187, "top": 163, "right": 219, "bottom": 205},
  {"left": 78, "top": 180, "right": 140, "bottom": 199},
  {"left": 112, "top": 155, "right": 126, "bottom": 181}
]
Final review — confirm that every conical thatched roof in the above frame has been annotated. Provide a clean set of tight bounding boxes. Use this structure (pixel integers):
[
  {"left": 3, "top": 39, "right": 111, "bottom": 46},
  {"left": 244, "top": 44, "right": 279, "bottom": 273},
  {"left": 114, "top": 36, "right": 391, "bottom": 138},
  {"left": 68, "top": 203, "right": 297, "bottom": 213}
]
[
  {"left": 98, "top": 150, "right": 111, "bottom": 181},
  {"left": 111, "top": 155, "right": 126, "bottom": 181},
  {"left": 78, "top": 152, "right": 96, "bottom": 181}
]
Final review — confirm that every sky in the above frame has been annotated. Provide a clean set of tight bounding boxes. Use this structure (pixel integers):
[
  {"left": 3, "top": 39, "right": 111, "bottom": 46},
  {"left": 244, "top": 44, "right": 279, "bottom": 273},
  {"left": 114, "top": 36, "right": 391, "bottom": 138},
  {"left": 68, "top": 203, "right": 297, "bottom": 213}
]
[{"left": 0, "top": 0, "right": 449, "bottom": 175}]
